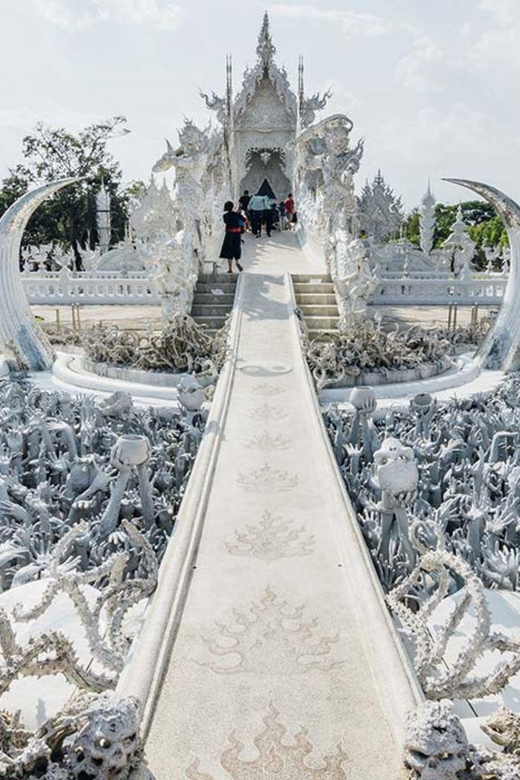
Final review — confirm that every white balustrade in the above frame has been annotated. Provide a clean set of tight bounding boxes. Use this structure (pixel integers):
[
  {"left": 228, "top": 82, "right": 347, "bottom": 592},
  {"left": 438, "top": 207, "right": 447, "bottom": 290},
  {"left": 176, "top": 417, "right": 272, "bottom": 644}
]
[
  {"left": 22, "top": 270, "right": 160, "bottom": 305},
  {"left": 372, "top": 275, "right": 506, "bottom": 305},
  {"left": 21, "top": 268, "right": 507, "bottom": 308}
]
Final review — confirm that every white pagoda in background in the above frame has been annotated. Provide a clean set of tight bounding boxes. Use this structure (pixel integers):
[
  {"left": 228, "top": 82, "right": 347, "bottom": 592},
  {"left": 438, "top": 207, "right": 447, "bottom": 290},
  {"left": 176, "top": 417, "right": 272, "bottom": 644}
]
[{"left": 96, "top": 181, "right": 111, "bottom": 255}]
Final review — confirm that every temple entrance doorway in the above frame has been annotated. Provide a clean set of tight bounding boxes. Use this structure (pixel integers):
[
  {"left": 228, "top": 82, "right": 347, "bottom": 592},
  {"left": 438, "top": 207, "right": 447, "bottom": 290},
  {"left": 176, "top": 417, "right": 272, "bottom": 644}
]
[
  {"left": 257, "top": 178, "right": 276, "bottom": 199},
  {"left": 240, "top": 148, "right": 291, "bottom": 201}
]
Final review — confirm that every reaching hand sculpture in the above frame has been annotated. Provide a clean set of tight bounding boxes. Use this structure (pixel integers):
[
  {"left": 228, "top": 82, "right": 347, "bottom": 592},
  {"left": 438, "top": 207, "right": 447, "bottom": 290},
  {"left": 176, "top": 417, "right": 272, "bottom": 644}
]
[
  {"left": 373, "top": 438, "right": 419, "bottom": 566},
  {"left": 324, "top": 375, "right": 520, "bottom": 594},
  {"left": 0, "top": 379, "right": 207, "bottom": 778}
]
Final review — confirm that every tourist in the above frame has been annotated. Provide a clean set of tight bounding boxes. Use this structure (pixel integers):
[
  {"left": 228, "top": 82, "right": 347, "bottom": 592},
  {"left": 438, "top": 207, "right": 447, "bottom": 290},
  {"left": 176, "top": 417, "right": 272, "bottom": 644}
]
[
  {"left": 238, "top": 189, "right": 251, "bottom": 214},
  {"left": 278, "top": 200, "right": 286, "bottom": 230},
  {"left": 284, "top": 193, "right": 296, "bottom": 229},
  {"left": 248, "top": 193, "right": 272, "bottom": 237},
  {"left": 270, "top": 202, "right": 281, "bottom": 231},
  {"left": 219, "top": 201, "right": 244, "bottom": 273}
]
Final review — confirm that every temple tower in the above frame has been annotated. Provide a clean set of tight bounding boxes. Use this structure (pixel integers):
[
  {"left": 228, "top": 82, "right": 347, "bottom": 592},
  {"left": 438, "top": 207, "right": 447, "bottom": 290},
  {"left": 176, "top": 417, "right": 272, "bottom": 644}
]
[
  {"left": 201, "top": 13, "right": 330, "bottom": 201},
  {"left": 231, "top": 13, "right": 296, "bottom": 199}
]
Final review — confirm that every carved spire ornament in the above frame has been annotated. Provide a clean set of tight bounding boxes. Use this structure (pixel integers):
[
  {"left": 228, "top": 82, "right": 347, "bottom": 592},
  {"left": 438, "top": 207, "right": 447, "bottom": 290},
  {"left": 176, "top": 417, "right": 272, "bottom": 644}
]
[{"left": 256, "top": 10, "right": 276, "bottom": 67}]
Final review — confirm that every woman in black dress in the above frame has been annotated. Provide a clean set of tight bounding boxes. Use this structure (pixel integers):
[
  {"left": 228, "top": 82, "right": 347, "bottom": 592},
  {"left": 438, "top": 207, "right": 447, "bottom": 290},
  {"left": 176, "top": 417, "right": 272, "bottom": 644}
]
[{"left": 219, "top": 201, "right": 244, "bottom": 273}]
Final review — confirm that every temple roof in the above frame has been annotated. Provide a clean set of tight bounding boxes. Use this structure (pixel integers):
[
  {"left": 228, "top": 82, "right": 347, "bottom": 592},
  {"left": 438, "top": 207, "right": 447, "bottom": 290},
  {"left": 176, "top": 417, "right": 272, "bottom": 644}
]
[{"left": 233, "top": 12, "right": 297, "bottom": 125}]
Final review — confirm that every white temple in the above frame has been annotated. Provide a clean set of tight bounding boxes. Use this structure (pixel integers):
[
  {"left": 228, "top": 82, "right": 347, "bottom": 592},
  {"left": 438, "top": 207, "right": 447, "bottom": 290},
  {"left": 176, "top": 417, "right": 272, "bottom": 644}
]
[{"left": 200, "top": 11, "right": 331, "bottom": 201}]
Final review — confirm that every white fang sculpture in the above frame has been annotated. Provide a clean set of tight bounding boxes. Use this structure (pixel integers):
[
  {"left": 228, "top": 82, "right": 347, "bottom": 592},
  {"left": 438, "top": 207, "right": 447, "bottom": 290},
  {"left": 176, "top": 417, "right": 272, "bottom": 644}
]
[{"left": 0, "top": 178, "right": 78, "bottom": 370}]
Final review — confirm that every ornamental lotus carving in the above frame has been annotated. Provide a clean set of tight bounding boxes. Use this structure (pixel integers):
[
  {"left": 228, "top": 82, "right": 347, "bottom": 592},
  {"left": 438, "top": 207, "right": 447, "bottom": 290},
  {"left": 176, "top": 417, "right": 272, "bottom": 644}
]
[
  {"left": 185, "top": 703, "right": 349, "bottom": 780},
  {"left": 236, "top": 464, "right": 298, "bottom": 492},
  {"left": 225, "top": 510, "right": 315, "bottom": 561},
  {"left": 198, "top": 587, "right": 340, "bottom": 675}
]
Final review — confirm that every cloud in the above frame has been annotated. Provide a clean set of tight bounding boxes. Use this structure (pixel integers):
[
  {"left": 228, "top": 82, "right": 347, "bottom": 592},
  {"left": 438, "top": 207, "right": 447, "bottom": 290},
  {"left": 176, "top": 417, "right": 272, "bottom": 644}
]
[
  {"left": 33, "top": 0, "right": 184, "bottom": 32},
  {"left": 34, "top": 0, "right": 107, "bottom": 31},
  {"left": 469, "top": 2, "right": 520, "bottom": 74},
  {"left": 395, "top": 29, "right": 443, "bottom": 92},
  {"left": 374, "top": 105, "right": 494, "bottom": 168},
  {"left": 478, "top": 0, "right": 518, "bottom": 25},
  {"left": 118, "top": 0, "right": 184, "bottom": 30},
  {"left": 269, "top": 4, "right": 394, "bottom": 38}
]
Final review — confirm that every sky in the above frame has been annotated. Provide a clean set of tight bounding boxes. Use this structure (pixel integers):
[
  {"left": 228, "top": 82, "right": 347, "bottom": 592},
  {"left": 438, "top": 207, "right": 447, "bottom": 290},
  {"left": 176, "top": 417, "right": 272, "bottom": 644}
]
[{"left": 0, "top": 0, "right": 519, "bottom": 211}]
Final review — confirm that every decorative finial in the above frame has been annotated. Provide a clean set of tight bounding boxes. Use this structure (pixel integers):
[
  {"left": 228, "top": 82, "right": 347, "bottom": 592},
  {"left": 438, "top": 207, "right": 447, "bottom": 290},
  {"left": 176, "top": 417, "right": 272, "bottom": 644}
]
[{"left": 257, "top": 10, "right": 276, "bottom": 65}]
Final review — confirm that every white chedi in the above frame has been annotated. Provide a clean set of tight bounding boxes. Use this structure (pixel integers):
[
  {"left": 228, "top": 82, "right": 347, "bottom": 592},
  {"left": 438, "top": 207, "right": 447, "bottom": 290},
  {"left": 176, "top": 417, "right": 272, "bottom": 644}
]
[
  {"left": 443, "top": 205, "right": 476, "bottom": 278},
  {"left": 420, "top": 183, "right": 436, "bottom": 256}
]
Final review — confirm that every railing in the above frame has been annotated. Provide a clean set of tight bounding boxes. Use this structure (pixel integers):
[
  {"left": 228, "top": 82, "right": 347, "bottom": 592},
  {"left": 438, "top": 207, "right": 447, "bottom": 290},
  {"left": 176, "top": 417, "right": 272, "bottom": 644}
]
[
  {"left": 372, "top": 275, "right": 507, "bottom": 305},
  {"left": 23, "top": 270, "right": 160, "bottom": 305},
  {"left": 21, "top": 268, "right": 508, "bottom": 307}
]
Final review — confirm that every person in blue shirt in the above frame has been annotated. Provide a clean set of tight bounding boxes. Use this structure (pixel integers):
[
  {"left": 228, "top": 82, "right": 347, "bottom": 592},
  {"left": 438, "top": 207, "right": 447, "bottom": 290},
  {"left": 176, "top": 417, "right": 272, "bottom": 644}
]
[{"left": 248, "top": 194, "right": 272, "bottom": 237}]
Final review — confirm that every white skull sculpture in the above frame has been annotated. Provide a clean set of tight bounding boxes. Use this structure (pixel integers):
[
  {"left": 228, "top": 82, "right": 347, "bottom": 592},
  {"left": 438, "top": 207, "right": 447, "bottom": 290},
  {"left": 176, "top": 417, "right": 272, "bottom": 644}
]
[
  {"left": 374, "top": 437, "right": 419, "bottom": 497},
  {"left": 177, "top": 374, "right": 205, "bottom": 412},
  {"left": 404, "top": 702, "right": 470, "bottom": 780},
  {"left": 66, "top": 695, "right": 145, "bottom": 780}
]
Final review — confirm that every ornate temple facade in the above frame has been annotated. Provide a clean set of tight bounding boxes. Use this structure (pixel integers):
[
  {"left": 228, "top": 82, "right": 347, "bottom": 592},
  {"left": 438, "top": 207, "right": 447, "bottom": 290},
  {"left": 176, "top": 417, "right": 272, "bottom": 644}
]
[{"left": 201, "top": 12, "right": 331, "bottom": 201}]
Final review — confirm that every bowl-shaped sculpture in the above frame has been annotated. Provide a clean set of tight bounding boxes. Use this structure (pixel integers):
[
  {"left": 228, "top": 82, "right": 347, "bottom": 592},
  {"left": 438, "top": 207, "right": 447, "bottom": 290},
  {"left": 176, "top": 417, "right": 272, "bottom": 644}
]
[
  {"left": 111, "top": 435, "right": 150, "bottom": 469},
  {"left": 349, "top": 385, "right": 377, "bottom": 412}
]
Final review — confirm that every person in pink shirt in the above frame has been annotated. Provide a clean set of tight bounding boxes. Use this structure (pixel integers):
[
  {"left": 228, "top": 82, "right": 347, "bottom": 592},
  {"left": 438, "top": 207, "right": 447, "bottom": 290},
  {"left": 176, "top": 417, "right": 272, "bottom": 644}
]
[{"left": 283, "top": 193, "right": 295, "bottom": 229}]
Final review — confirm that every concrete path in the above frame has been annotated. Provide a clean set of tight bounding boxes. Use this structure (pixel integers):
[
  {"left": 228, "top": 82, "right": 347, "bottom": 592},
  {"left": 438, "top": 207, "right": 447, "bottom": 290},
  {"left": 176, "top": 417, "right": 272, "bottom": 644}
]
[{"left": 145, "top": 233, "right": 418, "bottom": 779}]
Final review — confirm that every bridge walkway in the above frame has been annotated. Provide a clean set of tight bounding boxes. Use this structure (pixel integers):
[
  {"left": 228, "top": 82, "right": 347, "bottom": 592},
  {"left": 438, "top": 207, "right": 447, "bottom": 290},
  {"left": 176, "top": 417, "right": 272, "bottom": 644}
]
[{"left": 144, "top": 231, "right": 419, "bottom": 779}]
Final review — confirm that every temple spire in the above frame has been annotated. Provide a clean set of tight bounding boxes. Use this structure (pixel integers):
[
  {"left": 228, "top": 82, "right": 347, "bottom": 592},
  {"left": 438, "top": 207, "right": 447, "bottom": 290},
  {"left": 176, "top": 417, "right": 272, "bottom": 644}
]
[{"left": 256, "top": 11, "right": 276, "bottom": 66}]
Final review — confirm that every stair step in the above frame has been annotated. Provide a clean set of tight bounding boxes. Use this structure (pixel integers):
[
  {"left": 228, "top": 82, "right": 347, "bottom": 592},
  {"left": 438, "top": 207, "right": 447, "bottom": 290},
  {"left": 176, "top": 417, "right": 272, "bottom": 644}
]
[
  {"left": 191, "top": 304, "right": 231, "bottom": 317},
  {"left": 293, "top": 283, "right": 335, "bottom": 294},
  {"left": 301, "top": 315, "right": 340, "bottom": 329},
  {"left": 192, "top": 316, "right": 228, "bottom": 330},
  {"left": 297, "top": 305, "right": 339, "bottom": 317},
  {"left": 292, "top": 274, "right": 331, "bottom": 283},
  {"left": 192, "top": 293, "right": 235, "bottom": 306},
  {"left": 307, "top": 329, "right": 339, "bottom": 340},
  {"left": 295, "top": 293, "right": 337, "bottom": 305},
  {"left": 196, "top": 283, "right": 237, "bottom": 294}
]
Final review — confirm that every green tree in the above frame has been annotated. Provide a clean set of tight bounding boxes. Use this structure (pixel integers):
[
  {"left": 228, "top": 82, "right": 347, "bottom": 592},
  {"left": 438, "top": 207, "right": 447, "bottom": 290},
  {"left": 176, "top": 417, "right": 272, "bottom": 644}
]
[
  {"left": 404, "top": 209, "right": 421, "bottom": 247},
  {"left": 0, "top": 117, "right": 132, "bottom": 269},
  {"left": 403, "top": 199, "right": 507, "bottom": 267}
]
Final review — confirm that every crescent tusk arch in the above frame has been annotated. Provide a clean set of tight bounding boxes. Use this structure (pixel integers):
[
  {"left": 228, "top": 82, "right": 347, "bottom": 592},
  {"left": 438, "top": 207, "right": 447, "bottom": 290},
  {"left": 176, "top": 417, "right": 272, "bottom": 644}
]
[
  {"left": 0, "top": 178, "right": 79, "bottom": 371},
  {"left": 443, "top": 178, "right": 520, "bottom": 372}
]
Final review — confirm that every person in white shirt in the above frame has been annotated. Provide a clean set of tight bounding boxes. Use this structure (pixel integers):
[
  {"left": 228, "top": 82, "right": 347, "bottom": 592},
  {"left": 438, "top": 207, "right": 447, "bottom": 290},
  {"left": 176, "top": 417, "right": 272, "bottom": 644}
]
[{"left": 248, "top": 194, "right": 272, "bottom": 237}]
